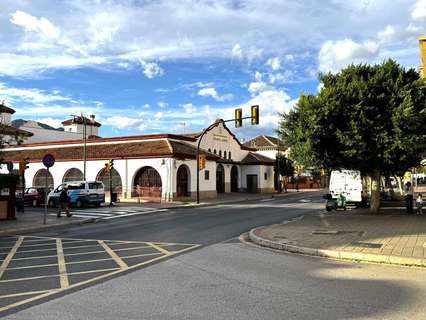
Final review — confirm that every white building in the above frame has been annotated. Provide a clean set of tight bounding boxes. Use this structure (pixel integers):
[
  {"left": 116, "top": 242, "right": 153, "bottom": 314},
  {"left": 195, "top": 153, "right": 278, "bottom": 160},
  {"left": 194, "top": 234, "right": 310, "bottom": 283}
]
[
  {"left": 243, "top": 135, "right": 287, "bottom": 159},
  {"left": 2, "top": 119, "right": 275, "bottom": 202},
  {"left": 0, "top": 103, "right": 33, "bottom": 145}
]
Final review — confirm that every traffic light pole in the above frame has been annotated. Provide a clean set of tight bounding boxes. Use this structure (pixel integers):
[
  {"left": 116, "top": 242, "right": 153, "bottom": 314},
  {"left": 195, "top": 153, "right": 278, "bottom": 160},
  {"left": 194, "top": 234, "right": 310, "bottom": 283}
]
[
  {"left": 109, "top": 169, "right": 113, "bottom": 206},
  {"left": 21, "top": 172, "right": 25, "bottom": 213}
]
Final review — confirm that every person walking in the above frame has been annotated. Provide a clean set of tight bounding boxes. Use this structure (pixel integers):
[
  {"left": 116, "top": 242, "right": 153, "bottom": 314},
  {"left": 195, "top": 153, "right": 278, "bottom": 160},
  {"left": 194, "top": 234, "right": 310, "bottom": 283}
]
[
  {"left": 404, "top": 181, "right": 414, "bottom": 214},
  {"left": 416, "top": 193, "right": 423, "bottom": 215},
  {"left": 58, "top": 186, "right": 72, "bottom": 218}
]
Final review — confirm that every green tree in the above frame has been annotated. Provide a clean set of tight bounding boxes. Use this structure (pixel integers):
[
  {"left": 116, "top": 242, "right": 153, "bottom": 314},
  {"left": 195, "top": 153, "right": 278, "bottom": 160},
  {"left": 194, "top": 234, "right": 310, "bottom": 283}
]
[
  {"left": 279, "top": 60, "right": 426, "bottom": 213},
  {"left": 276, "top": 155, "right": 295, "bottom": 192}
]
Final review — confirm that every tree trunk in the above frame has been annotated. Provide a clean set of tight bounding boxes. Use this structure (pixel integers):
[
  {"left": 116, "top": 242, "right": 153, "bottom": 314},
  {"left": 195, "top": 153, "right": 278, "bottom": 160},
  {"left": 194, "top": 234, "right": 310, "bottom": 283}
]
[
  {"left": 369, "top": 171, "right": 381, "bottom": 214},
  {"left": 283, "top": 177, "right": 288, "bottom": 193},
  {"left": 395, "top": 176, "right": 403, "bottom": 196}
]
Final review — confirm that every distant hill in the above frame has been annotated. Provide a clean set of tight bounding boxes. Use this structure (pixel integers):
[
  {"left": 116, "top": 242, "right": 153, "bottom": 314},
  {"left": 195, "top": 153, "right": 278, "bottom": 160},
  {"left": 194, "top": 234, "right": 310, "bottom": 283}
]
[{"left": 11, "top": 119, "right": 64, "bottom": 131}]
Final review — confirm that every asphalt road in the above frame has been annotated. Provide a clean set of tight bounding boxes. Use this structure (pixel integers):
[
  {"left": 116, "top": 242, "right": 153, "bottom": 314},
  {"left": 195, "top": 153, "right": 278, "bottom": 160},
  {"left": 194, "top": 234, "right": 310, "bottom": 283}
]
[{"left": 2, "top": 191, "right": 426, "bottom": 319}]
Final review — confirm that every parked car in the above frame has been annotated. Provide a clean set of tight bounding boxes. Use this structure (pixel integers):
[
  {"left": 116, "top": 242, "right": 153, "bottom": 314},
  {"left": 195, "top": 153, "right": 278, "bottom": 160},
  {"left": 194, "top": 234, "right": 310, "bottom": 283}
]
[
  {"left": 16, "top": 188, "right": 48, "bottom": 207},
  {"left": 48, "top": 181, "right": 105, "bottom": 208}
]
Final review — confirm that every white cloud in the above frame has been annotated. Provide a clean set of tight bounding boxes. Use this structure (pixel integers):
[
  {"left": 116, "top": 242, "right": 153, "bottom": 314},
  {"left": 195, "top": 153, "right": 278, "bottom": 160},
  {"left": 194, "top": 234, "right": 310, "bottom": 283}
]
[
  {"left": 248, "top": 81, "right": 270, "bottom": 95},
  {"left": 103, "top": 116, "right": 144, "bottom": 129},
  {"left": 154, "top": 112, "right": 164, "bottom": 120},
  {"left": 318, "top": 38, "right": 380, "bottom": 73},
  {"left": 157, "top": 101, "right": 168, "bottom": 108},
  {"left": 140, "top": 61, "right": 164, "bottom": 79},
  {"left": 412, "top": 0, "right": 426, "bottom": 20},
  {"left": 10, "top": 11, "right": 60, "bottom": 39},
  {"left": 198, "top": 87, "right": 233, "bottom": 102},
  {"left": 231, "top": 44, "right": 243, "bottom": 59},
  {"left": 33, "top": 117, "right": 63, "bottom": 128},
  {"left": 182, "top": 103, "right": 197, "bottom": 113},
  {"left": 0, "top": 82, "right": 72, "bottom": 104},
  {"left": 266, "top": 57, "right": 281, "bottom": 71}
]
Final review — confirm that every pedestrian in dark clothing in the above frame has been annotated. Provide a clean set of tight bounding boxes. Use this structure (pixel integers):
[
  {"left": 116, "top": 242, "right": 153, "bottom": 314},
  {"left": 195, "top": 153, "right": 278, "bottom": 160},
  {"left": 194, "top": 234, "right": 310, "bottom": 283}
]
[
  {"left": 58, "top": 186, "right": 72, "bottom": 218},
  {"left": 296, "top": 183, "right": 299, "bottom": 192},
  {"left": 404, "top": 181, "right": 413, "bottom": 214}
]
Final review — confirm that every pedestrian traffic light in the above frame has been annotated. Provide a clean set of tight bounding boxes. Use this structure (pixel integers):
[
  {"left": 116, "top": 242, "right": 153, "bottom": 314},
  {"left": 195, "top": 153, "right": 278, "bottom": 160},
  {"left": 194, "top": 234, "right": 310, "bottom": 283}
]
[
  {"left": 235, "top": 108, "right": 242, "bottom": 128},
  {"left": 251, "top": 105, "right": 259, "bottom": 125},
  {"left": 198, "top": 154, "right": 206, "bottom": 170},
  {"left": 24, "top": 157, "right": 29, "bottom": 170}
]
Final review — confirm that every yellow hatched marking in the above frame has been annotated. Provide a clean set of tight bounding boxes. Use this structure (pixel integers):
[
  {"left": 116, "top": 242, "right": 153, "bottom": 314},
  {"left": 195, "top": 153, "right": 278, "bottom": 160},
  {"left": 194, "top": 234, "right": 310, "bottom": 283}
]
[
  {"left": 146, "top": 242, "right": 172, "bottom": 255},
  {"left": 0, "top": 236, "right": 23, "bottom": 279},
  {"left": 9, "top": 253, "right": 58, "bottom": 261},
  {"left": 2, "top": 241, "right": 56, "bottom": 249},
  {"left": 98, "top": 240, "right": 128, "bottom": 269},
  {"left": 7, "top": 263, "right": 58, "bottom": 270},
  {"left": 56, "top": 239, "right": 69, "bottom": 289},
  {"left": 0, "top": 290, "right": 56, "bottom": 299},
  {"left": 0, "top": 241, "right": 200, "bottom": 313},
  {"left": 121, "top": 252, "right": 162, "bottom": 259}
]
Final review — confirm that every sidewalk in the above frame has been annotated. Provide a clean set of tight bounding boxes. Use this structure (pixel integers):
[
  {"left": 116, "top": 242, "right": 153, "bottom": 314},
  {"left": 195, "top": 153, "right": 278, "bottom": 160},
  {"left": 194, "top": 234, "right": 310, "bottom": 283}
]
[
  {"left": 0, "top": 209, "right": 93, "bottom": 236},
  {"left": 249, "top": 207, "right": 426, "bottom": 268}
]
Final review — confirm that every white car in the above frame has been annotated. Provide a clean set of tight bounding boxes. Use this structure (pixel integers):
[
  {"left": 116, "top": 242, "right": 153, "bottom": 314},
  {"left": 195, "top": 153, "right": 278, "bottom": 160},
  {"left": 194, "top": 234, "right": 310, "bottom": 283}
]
[{"left": 48, "top": 181, "right": 105, "bottom": 208}]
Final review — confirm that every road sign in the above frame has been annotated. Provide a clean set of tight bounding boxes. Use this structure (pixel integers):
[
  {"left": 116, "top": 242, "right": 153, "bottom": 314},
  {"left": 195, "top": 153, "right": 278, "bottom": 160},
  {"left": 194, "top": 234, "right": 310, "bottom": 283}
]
[{"left": 42, "top": 154, "right": 55, "bottom": 168}]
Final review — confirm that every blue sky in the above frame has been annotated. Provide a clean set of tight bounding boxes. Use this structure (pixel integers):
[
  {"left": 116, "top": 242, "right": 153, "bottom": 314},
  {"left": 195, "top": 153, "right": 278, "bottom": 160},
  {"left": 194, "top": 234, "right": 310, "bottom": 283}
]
[{"left": 0, "top": 0, "right": 425, "bottom": 140}]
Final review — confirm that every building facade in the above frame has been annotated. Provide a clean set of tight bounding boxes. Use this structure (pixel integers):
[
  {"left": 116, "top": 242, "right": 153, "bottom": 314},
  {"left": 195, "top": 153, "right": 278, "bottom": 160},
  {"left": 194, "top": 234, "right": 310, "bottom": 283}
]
[{"left": 2, "top": 119, "right": 275, "bottom": 202}]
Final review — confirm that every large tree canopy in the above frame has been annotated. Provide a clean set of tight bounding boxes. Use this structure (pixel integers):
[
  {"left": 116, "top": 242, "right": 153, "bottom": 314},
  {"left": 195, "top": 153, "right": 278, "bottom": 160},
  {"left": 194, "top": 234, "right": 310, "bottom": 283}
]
[{"left": 279, "top": 60, "right": 426, "bottom": 212}]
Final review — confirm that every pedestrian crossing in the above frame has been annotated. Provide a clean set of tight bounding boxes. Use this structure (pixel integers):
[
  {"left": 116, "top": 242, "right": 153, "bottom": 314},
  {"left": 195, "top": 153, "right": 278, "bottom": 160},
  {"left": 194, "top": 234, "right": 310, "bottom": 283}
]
[{"left": 52, "top": 206, "right": 168, "bottom": 220}]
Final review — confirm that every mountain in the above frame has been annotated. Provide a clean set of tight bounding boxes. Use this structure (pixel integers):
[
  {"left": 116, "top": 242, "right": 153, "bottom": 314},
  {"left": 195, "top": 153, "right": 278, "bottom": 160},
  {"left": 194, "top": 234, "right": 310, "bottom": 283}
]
[{"left": 11, "top": 119, "right": 64, "bottom": 131}]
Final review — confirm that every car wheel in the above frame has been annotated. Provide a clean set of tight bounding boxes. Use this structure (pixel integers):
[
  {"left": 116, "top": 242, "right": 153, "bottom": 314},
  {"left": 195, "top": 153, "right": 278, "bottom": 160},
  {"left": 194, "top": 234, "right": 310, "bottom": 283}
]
[
  {"left": 48, "top": 199, "right": 55, "bottom": 207},
  {"left": 76, "top": 199, "right": 83, "bottom": 208},
  {"left": 94, "top": 202, "right": 101, "bottom": 208},
  {"left": 32, "top": 199, "right": 37, "bottom": 207},
  {"left": 326, "top": 206, "right": 332, "bottom": 212}
]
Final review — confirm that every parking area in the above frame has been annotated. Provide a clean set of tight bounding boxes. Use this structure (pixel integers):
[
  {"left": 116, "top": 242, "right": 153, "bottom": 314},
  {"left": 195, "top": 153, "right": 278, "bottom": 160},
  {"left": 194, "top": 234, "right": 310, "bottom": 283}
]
[{"left": 0, "top": 235, "right": 200, "bottom": 313}]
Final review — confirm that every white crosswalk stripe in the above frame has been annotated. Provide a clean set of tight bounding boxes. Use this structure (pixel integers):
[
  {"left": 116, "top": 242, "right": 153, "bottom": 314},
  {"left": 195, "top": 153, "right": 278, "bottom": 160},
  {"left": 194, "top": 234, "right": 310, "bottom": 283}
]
[{"left": 51, "top": 206, "right": 168, "bottom": 220}]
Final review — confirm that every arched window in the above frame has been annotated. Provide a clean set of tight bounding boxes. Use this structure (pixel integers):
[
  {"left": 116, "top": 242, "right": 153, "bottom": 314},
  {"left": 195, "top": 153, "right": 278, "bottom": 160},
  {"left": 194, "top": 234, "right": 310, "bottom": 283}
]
[
  {"left": 224, "top": 151, "right": 227, "bottom": 159},
  {"left": 33, "top": 169, "right": 54, "bottom": 188},
  {"left": 96, "top": 168, "right": 122, "bottom": 192},
  {"left": 133, "top": 166, "right": 162, "bottom": 198},
  {"left": 219, "top": 150, "right": 222, "bottom": 157},
  {"left": 228, "top": 151, "right": 232, "bottom": 160},
  {"left": 208, "top": 148, "right": 212, "bottom": 152},
  {"left": 63, "top": 168, "right": 83, "bottom": 183},
  {"left": 214, "top": 149, "right": 217, "bottom": 154}
]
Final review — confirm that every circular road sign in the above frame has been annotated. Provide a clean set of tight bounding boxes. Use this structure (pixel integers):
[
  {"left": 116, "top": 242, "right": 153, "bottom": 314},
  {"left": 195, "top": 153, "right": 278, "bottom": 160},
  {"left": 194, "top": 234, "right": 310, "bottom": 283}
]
[{"left": 42, "top": 154, "right": 55, "bottom": 168}]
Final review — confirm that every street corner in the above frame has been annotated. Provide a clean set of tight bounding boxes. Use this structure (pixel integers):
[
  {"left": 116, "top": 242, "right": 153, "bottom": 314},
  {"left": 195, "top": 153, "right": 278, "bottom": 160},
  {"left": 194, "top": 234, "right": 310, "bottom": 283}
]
[{"left": 0, "top": 235, "right": 200, "bottom": 314}]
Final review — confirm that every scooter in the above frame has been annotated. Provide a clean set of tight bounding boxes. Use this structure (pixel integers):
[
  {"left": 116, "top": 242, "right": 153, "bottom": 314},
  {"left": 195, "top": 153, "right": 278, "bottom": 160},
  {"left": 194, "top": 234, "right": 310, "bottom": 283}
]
[{"left": 324, "top": 193, "right": 347, "bottom": 211}]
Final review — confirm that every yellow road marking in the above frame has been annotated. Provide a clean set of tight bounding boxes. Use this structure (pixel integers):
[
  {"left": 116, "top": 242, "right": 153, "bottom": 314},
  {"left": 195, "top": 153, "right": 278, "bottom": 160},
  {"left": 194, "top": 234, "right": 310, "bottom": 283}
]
[
  {"left": 56, "top": 239, "right": 69, "bottom": 289},
  {"left": 0, "top": 290, "right": 56, "bottom": 299},
  {"left": 7, "top": 263, "right": 58, "bottom": 270},
  {"left": 98, "top": 241, "right": 128, "bottom": 269},
  {"left": 0, "top": 236, "right": 23, "bottom": 279},
  {"left": 1, "top": 241, "right": 56, "bottom": 249},
  {"left": 0, "top": 241, "right": 200, "bottom": 313},
  {"left": 8, "top": 253, "right": 59, "bottom": 261},
  {"left": 121, "top": 252, "right": 162, "bottom": 259},
  {"left": 146, "top": 242, "right": 172, "bottom": 255},
  {"left": 14, "top": 247, "right": 60, "bottom": 254}
]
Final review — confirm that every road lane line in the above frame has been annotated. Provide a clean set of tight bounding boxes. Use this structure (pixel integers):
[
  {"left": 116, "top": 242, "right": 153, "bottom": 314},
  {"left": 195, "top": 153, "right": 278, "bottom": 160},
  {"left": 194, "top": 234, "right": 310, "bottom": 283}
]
[
  {"left": 146, "top": 242, "right": 172, "bottom": 255},
  {"left": 120, "top": 252, "right": 162, "bottom": 259},
  {"left": 7, "top": 263, "right": 58, "bottom": 270},
  {"left": 0, "top": 290, "right": 56, "bottom": 299},
  {"left": 103, "top": 209, "right": 168, "bottom": 220},
  {"left": 98, "top": 240, "right": 128, "bottom": 269},
  {"left": 0, "top": 236, "right": 23, "bottom": 279},
  {"left": 56, "top": 239, "right": 69, "bottom": 289}
]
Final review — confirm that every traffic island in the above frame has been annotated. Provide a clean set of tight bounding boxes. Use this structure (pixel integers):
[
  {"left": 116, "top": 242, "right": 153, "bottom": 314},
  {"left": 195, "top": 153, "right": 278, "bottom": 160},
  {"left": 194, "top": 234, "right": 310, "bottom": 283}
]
[{"left": 248, "top": 209, "right": 426, "bottom": 268}]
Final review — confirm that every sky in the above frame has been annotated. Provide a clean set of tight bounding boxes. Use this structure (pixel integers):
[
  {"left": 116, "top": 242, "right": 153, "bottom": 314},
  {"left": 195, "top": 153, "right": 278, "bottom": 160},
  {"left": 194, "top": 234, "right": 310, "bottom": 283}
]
[{"left": 0, "top": 0, "right": 425, "bottom": 140}]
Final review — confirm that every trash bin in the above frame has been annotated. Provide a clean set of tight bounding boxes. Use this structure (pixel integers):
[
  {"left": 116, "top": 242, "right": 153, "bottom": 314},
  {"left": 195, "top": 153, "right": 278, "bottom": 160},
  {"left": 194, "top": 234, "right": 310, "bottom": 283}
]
[{"left": 111, "top": 192, "right": 117, "bottom": 203}]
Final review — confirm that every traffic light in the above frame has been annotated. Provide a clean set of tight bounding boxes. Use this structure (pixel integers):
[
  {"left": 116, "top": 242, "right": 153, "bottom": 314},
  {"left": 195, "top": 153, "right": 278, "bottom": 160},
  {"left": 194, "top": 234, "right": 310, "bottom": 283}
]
[
  {"left": 198, "top": 154, "right": 206, "bottom": 170},
  {"left": 251, "top": 105, "right": 259, "bottom": 125},
  {"left": 19, "top": 158, "right": 30, "bottom": 174},
  {"left": 105, "top": 159, "right": 114, "bottom": 172},
  {"left": 235, "top": 108, "right": 242, "bottom": 128}
]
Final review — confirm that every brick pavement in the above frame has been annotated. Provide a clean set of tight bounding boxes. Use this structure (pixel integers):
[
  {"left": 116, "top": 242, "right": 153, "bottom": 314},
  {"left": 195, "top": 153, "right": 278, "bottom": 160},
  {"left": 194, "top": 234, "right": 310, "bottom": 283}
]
[{"left": 250, "top": 208, "right": 426, "bottom": 267}]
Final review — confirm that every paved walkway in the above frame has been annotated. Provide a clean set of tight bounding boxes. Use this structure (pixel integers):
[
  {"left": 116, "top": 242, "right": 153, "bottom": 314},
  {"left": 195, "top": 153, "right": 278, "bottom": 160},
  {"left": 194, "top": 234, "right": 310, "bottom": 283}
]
[{"left": 249, "top": 207, "right": 426, "bottom": 267}]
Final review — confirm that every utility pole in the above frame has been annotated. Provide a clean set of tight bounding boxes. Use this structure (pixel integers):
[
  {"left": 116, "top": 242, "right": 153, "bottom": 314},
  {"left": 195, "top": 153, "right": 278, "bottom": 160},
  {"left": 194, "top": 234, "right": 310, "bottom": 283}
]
[{"left": 82, "top": 113, "right": 87, "bottom": 181}]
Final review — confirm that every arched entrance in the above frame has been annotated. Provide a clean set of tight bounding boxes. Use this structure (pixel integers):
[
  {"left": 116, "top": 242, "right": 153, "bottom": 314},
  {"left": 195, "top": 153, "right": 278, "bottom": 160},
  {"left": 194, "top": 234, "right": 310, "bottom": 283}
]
[
  {"left": 63, "top": 168, "right": 83, "bottom": 183},
  {"left": 216, "top": 164, "right": 225, "bottom": 193},
  {"left": 134, "top": 166, "right": 162, "bottom": 198},
  {"left": 230, "top": 165, "right": 238, "bottom": 192},
  {"left": 176, "top": 165, "right": 190, "bottom": 197},
  {"left": 33, "top": 169, "right": 54, "bottom": 189},
  {"left": 96, "top": 168, "right": 122, "bottom": 193}
]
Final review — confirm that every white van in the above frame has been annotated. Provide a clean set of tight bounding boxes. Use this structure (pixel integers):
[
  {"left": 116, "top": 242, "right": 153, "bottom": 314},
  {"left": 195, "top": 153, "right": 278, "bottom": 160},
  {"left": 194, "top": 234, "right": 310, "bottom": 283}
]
[
  {"left": 48, "top": 181, "right": 105, "bottom": 208},
  {"left": 329, "top": 170, "right": 362, "bottom": 203}
]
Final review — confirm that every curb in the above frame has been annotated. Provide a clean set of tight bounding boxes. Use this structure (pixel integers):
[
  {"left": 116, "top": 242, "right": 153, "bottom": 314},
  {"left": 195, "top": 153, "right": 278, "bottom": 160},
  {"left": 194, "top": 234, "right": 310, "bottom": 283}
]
[
  {"left": 248, "top": 226, "right": 426, "bottom": 268},
  {"left": 0, "top": 218, "right": 96, "bottom": 236}
]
